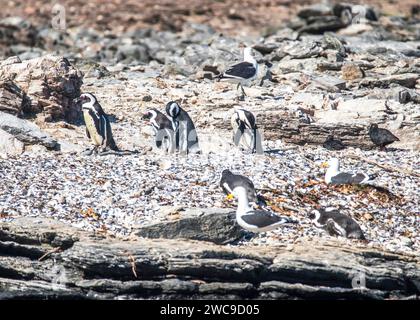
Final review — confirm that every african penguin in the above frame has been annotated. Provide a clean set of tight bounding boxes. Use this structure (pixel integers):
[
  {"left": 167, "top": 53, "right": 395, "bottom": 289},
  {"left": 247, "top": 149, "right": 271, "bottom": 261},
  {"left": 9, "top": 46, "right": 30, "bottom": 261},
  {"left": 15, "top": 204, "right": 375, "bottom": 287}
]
[
  {"left": 165, "top": 101, "right": 200, "bottom": 154},
  {"left": 142, "top": 108, "right": 175, "bottom": 153},
  {"left": 230, "top": 108, "right": 263, "bottom": 154},
  {"left": 233, "top": 186, "right": 296, "bottom": 233},
  {"left": 309, "top": 208, "right": 365, "bottom": 240},
  {"left": 219, "top": 169, "right": 266, "bottom": 206},
  {"left": 77, "top": 93, "right": 118, "bottom": 152}
]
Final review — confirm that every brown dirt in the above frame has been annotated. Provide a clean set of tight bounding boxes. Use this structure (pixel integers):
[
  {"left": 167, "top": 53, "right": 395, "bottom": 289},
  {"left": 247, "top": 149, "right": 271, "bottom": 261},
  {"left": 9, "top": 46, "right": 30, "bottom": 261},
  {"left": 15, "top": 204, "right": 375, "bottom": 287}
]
[{"left": 1, "top": 0, "right": 418, "bottom": 36}]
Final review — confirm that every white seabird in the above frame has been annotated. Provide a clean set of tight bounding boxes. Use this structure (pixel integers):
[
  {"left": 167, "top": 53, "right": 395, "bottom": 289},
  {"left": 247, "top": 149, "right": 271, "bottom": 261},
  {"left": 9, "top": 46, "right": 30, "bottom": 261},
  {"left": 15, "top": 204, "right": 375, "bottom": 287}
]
[
  {"left": 217, "top": 46, "right": 258, "bottom": 98},
  {"left": 220, "top": 169, "right": 266, "bottom": 205},
  {"left": 323, "top": 158, "right": 377, "bottom": 185},
  {"left": 232, "top": 186, "right": 296, "bottom": 232}
]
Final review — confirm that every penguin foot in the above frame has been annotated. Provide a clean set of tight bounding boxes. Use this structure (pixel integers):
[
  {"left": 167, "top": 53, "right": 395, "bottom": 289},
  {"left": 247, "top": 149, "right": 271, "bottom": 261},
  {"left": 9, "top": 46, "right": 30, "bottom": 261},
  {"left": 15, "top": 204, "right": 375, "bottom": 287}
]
[{"left": 81, "top": 147, "right": 95, "bottom": 156}]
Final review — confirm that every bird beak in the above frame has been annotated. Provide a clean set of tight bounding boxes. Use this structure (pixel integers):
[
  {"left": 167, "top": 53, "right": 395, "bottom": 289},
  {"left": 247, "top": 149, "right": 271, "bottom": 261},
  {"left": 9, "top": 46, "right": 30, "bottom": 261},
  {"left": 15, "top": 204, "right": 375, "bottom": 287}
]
[
  {"left": 320, "top": 162, "right": 329, "bottom": 168},
  {"left": 226, "top": 194, "right": 234, "bottom": 201}
]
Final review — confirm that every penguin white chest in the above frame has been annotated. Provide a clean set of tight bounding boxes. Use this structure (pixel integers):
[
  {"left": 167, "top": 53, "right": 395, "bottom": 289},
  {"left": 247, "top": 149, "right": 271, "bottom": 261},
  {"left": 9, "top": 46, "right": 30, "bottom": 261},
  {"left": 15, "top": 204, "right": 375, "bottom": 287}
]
[{"left": 83, "top": 110, "right": 103, "bottom": 146}]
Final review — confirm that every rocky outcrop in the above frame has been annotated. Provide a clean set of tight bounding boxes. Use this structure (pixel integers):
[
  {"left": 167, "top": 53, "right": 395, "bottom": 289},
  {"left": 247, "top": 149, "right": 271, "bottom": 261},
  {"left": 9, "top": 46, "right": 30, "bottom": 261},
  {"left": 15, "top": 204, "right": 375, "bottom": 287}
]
[
  {"left": 0, "top": 217, "right": 418, "bottom": 300},
  {"left": 0, "top": 76, "right": 28, "bottom": 116},
  {"left": 135, "top": 208, "right": 245, "bottom": 244},
  {"left": 0, "top": 55, "right": 83, "bottom": 122},
  {"left": 0, "top": 111, "right": 58, "bottom": 150}
]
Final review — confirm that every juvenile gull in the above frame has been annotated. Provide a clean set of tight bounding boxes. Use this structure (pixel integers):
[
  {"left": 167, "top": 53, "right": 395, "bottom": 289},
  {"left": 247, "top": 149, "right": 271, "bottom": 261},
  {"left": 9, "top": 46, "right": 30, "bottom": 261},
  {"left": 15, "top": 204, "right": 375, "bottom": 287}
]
[
  {"left": 217, "top": 46, "right": 258, "bottom": 99},
  {"left": 76, "top": 93, "right": 118, "bottom": 152},
  {"left": 309, "top": 207, "right": 365, "bottom": 240},
  {"left": 233, "top": 186, "right": 296, "bottom": 232},
  {"left": 323, "top": 135, "right": 346, "bottom": 151},
  {"left": 230, "top": 108, "right": 263, "bottom": 154},
  {"left": 220, "top": 169, "right": 266, "bottom": 205},
  {"left": 368, "top": 124, "right": 399, "bottom": 151},
  {"left": 324, "top": 158, "right": 377, "bottom": 185}
]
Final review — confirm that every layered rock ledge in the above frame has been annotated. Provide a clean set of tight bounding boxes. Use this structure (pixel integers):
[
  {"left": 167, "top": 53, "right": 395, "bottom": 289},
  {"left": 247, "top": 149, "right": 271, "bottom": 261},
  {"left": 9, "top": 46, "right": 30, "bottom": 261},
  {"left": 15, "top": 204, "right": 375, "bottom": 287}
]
[{"left": 0, "top": 217, "right": 418, "bottom": 300}]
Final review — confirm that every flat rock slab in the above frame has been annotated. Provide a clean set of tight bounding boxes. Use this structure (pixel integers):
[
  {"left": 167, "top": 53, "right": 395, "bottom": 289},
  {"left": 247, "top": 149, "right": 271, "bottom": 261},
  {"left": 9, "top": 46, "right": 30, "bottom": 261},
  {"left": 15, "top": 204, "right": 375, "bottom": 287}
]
[
  {"left": 134, "top": 208, "right": 245, "bottom": 244},
  {"left": 0, "top": 217, "right": 419, "bottom": 299},
  {"left": 0, "top": 111, "right": 58, "bottom": 149}
]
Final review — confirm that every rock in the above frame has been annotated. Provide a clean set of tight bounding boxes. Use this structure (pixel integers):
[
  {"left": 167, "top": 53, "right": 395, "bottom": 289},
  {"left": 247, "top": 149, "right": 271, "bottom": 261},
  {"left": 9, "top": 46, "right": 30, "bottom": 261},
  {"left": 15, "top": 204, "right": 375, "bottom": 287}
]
[
  {"left": 0, "top": 217, "right": 419, "bottom": 299},
  {"left": 297, "top": 4, "right": 332, "bottom": 19},
  {"left": 116, "top": 44, "right": 150, "bottom": 64},
  {"left": 0, "top": 79, "right": 28, "bottom": 116},
  {"left": 0, "top": 129, "right": 25, "bottom": 157},
  {"left": 134, "top": 208, "right": 245, "bottom": 244},
  {"left": 56, "top": 140, "right": 84, "bottom": 153},
  {"left": 0, "top": 55, "right": 83, "bottom": 122},
  {"left": 283, "top": 41, "right": 323, "bottom": 59},
  {"left": 359, "top": 73, "right": 419, "bottom": 89},
  {"left": 312, "top": 75, "right": 347, "bottom": 92},
  {"left": 317, "top": 61, "right": 343, "bottom": 71},
  {"left": 341, "top": 63, "right": 365, "bottom": 80},
  {"left": 0, "top": 112, "right": 58, "bottom": 149}
]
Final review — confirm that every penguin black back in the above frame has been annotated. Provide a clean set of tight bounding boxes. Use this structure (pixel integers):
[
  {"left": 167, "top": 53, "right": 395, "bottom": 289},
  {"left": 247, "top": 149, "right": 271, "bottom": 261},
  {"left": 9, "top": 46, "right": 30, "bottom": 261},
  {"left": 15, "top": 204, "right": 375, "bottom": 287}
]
[{"left": 165, "top": 101, "right": 199, "bottom": 154}]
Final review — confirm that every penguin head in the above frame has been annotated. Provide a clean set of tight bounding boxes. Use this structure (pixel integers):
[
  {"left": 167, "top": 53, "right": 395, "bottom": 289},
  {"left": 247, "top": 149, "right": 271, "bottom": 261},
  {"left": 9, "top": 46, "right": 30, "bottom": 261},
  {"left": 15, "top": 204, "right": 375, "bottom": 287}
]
[
  {"left": 166, "top": 101, "right": 180, "bottom": 119},
  {"left": 78, "top": 93, "right": 97, "bottom": 110},
  {"left": 308, "top": 209, "right": 319, "bottom": 221},
  {"left": 221, "top": 169, "right": 233, "bottom": 177},
  {"left": 142, "top": 109, "right": 158, "bottom": 121}
]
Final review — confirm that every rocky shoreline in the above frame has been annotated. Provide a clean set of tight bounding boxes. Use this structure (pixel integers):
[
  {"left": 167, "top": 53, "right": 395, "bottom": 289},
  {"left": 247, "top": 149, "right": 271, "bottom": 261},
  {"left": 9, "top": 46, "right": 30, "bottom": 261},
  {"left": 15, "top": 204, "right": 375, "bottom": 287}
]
[{"left": 0, "top": 1, "right": 419, "bottom": 299}]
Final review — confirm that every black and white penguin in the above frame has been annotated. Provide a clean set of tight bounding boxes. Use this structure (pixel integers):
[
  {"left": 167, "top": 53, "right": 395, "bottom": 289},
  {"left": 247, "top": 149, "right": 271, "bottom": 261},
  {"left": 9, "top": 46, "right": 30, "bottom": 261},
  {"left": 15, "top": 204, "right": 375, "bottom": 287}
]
[
  {"left": 368, "top": 124, "right": 399, "bottom": 151},
  {"left": 324, "top": 158, "right": 377, "bottom": 185},
  {"left": 230, "top": 108, "right": 263, "bottom": 154},
  {"left": 142, "top": 108, "right": 175, "bottom": 153},
  {"left": 323, "top": 135, "right": 346, "bottom": 151},
  {"left": 218, "top": 46, "right": 258, "bottom": 99},
  {"left": 219, "top": 169, "right": 266, "bottom": 205},
  {"left": 233, "top": 186, "right": 296, "bottom": 232},
  {"left": 165, "top": 101, "right": 200, "bottom": 154},
  {"left": 309, "top": 208, "right": 365, "bottom": 240},
  {"left": 77, "top": 93, "right": 118, "bottom": 152}
]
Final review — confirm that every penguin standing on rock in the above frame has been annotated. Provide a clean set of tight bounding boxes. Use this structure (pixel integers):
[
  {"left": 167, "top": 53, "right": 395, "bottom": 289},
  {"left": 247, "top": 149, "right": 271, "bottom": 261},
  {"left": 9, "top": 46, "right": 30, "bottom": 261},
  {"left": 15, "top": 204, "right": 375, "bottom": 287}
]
[
  {"left": 165, "top": 101, "right": 200, "bottom": 154},
  {"left": 76, "top": 93, "right": 118, "bottom": 153},
  {"left": 230, "top": 108, "right": 263, "bottom": 154},
  {"left": 142, "top": 108, "right": 175, "bottom": 153},
  {"left": 309, "top": 208, "right": 365, "bottom": 240}
]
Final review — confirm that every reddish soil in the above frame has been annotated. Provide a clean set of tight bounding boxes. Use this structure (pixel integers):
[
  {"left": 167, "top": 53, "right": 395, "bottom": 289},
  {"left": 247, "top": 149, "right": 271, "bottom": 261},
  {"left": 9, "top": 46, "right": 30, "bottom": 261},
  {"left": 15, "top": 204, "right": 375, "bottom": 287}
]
[{"left": 0, "top": 0, "right": 418, "bottom": 36}]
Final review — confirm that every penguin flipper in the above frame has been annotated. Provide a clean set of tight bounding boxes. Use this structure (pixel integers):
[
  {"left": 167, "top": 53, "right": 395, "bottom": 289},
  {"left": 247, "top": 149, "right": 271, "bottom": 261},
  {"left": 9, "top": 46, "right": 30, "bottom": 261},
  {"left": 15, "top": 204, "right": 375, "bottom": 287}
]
[
  {"left": 85, "top": 127, "right": 91, "bottom": 139},
  {"left": 233, "top": 124, "right": 245, "bottom": 147},
  {"left": 254, "top": 128, "right": 264, "bottom": 155}
]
